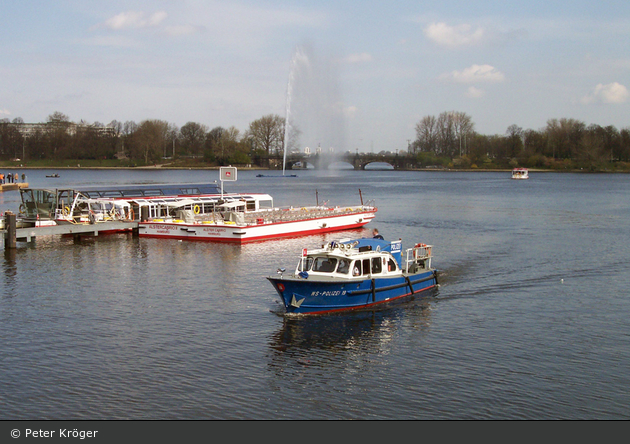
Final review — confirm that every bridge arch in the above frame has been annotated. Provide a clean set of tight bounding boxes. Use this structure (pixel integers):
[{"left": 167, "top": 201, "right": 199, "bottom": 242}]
[{"left": 362, "top": 161, "right": 395, "bottom": 170}]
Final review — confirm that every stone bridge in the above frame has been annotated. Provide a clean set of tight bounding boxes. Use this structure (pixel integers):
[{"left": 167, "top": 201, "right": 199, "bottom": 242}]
[{"left": 254, "top": 153, "right": 419, "bottom": 170}]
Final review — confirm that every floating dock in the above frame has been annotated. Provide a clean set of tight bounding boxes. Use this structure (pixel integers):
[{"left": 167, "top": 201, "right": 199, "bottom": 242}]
[
  {"left": 0, "top": 182, "right": 29, "bottom": 192},
  {"left": 2, "top": 211, "right": 138, "bottom": 249}
]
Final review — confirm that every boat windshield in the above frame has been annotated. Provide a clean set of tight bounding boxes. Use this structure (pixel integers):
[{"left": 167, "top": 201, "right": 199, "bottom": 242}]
[
  {"left": 298, "top": 256, "right": 351, "bottom": 274},
  {"left": 312, "top": 257, "right": 337, "bottom": 273}
]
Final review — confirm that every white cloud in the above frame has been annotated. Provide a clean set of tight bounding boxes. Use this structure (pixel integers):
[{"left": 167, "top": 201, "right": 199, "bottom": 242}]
[
  {"left": 344, "top": 106, "right": 358, "bottom": 118},
  {"left": 465, "top": 86, "right": 485, "bottom": 98},
  {"left": 424, "top": 22, "right": 484, "bottom": 48},
  {"left": 0, "top": 109, "right": 11, "bottom": 116},
  {"left": 441, "top": 64, "right": 505, "bottom": 84},
  {"left": 345, "top": 53, "right": 373, "bottom": 63},
  {"left": 104, "top": 11, "right": 168, "bottom": 30},
  {"left": 581, "top": 82, "right": 629, "bottom": 104}
]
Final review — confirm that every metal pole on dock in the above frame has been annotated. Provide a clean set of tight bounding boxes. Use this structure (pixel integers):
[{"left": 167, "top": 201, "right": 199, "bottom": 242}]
[{"left": 4, "top": 211, "right": 17, "bottom": 249}]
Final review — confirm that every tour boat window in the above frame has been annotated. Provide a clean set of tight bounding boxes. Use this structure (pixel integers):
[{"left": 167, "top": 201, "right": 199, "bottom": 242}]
[
  {"left": 102, "top": 191, "right": 124, "bottom": 197},
  {"left": 313, "top": 257, "right": 337, "bottom": 273},
  {"left": 143, "top": 190, "right": 163, "bottom": 196},
  {"left": 258, "top": 199, "right": 274, "bottom": 209},
  {"left": 180, "top": 188, "right": 201, "bottom": 195}
]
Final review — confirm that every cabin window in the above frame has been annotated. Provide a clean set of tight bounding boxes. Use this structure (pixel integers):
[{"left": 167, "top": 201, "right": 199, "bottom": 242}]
[
  {"left": 352, "top": 260, "right": 361, "bottom": 276},
  {"left": 102, "top": 191, "right": 124, "bottom": 198},
  {"left": 362, "top": 259, "right": 370, "bottom": 276},
  {"left": 143, "top": 190, "right": 163, "bottom": 196},
  {"left": 337, "top": 259, "right": 350, "bottom": 274},
  {"left": 371, "top": 257, "right": 382, "bottom": 274},
  {"left": 180, "top": 188, "right": 201, "bottom": 195},
  {"left": 313, "top": 257, "right": 337, "bottom": 273},
  {"left": 388, "top": 259, "right": 397, "bottom": 272},
  {"left": 299, "top": 257, "right": 314, "bottom": 272}
]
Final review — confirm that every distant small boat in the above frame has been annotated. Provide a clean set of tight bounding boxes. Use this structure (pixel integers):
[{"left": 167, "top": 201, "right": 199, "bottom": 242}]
[
  {"left": 511, "top": 168, "right": 529, "bottom": 180},
  {"left": 46, "top": 173, "right": 60, "bottom": 178}
]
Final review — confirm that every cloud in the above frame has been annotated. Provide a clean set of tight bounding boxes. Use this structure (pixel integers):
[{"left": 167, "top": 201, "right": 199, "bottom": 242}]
[
  {"left": 581, "top": 82, "right": 629, "bottom": 104},
  {"left": 344, "top": 106, "right": 358, "bottom": 118},
  {"left": 465, "top": 86, "right": 485, "bottom": 98},
  {"left": 104, "top": 11, "right": 168, "bottom": 30},
  {"left": 345, "top": 53, "right": 373, "bottom": 63},
  {"left": 441, "top": 64, "right": 505, "bottom": 84},
  {"left": 424, "top": 22, "right": 484, "bottom": 48},
  {"left": 0, "top": 109, "right": 10, "bottom": 116}
]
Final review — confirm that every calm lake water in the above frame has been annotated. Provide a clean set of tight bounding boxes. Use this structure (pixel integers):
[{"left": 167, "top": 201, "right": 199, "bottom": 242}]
[{"left": 1, "top": 168, "right": 629, "bottom": 419}]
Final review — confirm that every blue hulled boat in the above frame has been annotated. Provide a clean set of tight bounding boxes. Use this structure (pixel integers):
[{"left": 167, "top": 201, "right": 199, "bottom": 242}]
[{"left": 267, "top": 238, "right": 438, "bottom": 315}]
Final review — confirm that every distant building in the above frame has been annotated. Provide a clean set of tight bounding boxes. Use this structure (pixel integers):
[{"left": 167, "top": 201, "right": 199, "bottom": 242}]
[{"left": 5, "top": 122, "right": 117, "bottom": 137}]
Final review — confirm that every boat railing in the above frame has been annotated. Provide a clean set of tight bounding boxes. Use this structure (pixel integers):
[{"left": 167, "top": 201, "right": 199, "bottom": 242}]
[
  {"left": 403, "top": 244, "right": 433, "bottom": 273},
  {"left": 241, "top": 205, "right": 375, "bottom": 225},
  {"left": 139, "top": 203, "right": 376, "bottom": 225}
]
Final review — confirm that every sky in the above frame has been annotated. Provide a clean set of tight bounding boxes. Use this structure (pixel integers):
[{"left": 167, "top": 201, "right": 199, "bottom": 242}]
[{"left": 1, "top": 0, "right": 630, "bottom": 153}]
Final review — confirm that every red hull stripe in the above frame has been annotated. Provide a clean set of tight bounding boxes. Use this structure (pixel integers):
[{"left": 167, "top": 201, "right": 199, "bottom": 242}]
[{"left": 139, "top": 220, "right": 372, "bottom": 244}]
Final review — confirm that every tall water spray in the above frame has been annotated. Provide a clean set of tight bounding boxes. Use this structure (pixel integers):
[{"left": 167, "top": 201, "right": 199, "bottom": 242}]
[
  {"left": 282, "top": 48, "right": 304, "bottom": 176},
  {"left": 282, "top": 44, "right": 347, "bottom": 171}
]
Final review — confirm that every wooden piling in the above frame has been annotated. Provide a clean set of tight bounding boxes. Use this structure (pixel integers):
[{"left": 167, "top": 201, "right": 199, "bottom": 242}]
[{"left": 4, "top": 211, "right": 17, "bottom": 249}]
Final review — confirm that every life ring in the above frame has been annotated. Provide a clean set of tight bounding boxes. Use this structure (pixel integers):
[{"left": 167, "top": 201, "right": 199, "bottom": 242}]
[
  {"left": 63, "top": 206, "right": 70, "bottom": 216},
  {"left": 19, "top": 204, "right": 25, "bottom": 214},
  {"left": 194, "top": 205, "right": 200, "bottom": 214}
]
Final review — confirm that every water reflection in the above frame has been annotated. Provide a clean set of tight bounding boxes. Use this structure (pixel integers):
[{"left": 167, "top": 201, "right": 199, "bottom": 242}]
[
  {"left": 2, "top": 248, "right": 17, "bottom": 289},
  {"left": 268, "top": 293, "right": 436, "bottom": 360}
]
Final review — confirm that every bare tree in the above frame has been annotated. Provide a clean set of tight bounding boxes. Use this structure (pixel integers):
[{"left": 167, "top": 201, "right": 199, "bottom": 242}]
[
  {"left": 506, "top": 124, "right": 523, "bottom": 158},
  {"left": 133, "top": 119, "right": 169, "bottom": 163},
  {"left": 180, "top": 122, "right": 208, "bottom": 157},
  {"left": 436, "top": 112, "right": 456, "bottom": 157},
  {"left": 452, "top": 112, "right": 474, "bottom": 156},
  {"left": 246, "top": 114, "right": 284, "bottom": 155},
  {"left": 414, "top": 115, "right": 438, "bottom": 154}
]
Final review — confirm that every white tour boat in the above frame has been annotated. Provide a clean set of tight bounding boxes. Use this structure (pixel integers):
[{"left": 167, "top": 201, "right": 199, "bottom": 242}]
[
  {"left": 136, "top": 195, "right": 377, "bottom": 244},
  {"left": 511, "top": 168, "right": 529, "bottom": 179}
]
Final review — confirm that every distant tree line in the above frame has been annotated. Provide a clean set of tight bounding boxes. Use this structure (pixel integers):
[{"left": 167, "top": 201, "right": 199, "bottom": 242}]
[
  {"left": 412, "top": 111, "right": 630, "bottom": 170},
  {"left": 2, "top": 110, "right": 629, "bottom": 171},
  {"left": 0, "top": 111, "right": 294, "bottom": 166}
]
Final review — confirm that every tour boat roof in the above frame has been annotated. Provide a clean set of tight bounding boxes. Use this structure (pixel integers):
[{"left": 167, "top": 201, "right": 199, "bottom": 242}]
[
  {"left": 76, "top": 183, "right": 223, "bottom": 198},
  {"left": 217, "top": 200, "right": 247, "bottom": 209}
]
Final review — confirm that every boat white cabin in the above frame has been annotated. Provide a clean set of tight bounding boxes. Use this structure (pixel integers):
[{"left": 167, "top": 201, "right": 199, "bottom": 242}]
[{"left": 511, "top": 168, "right": 529, "bottom": 179}]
